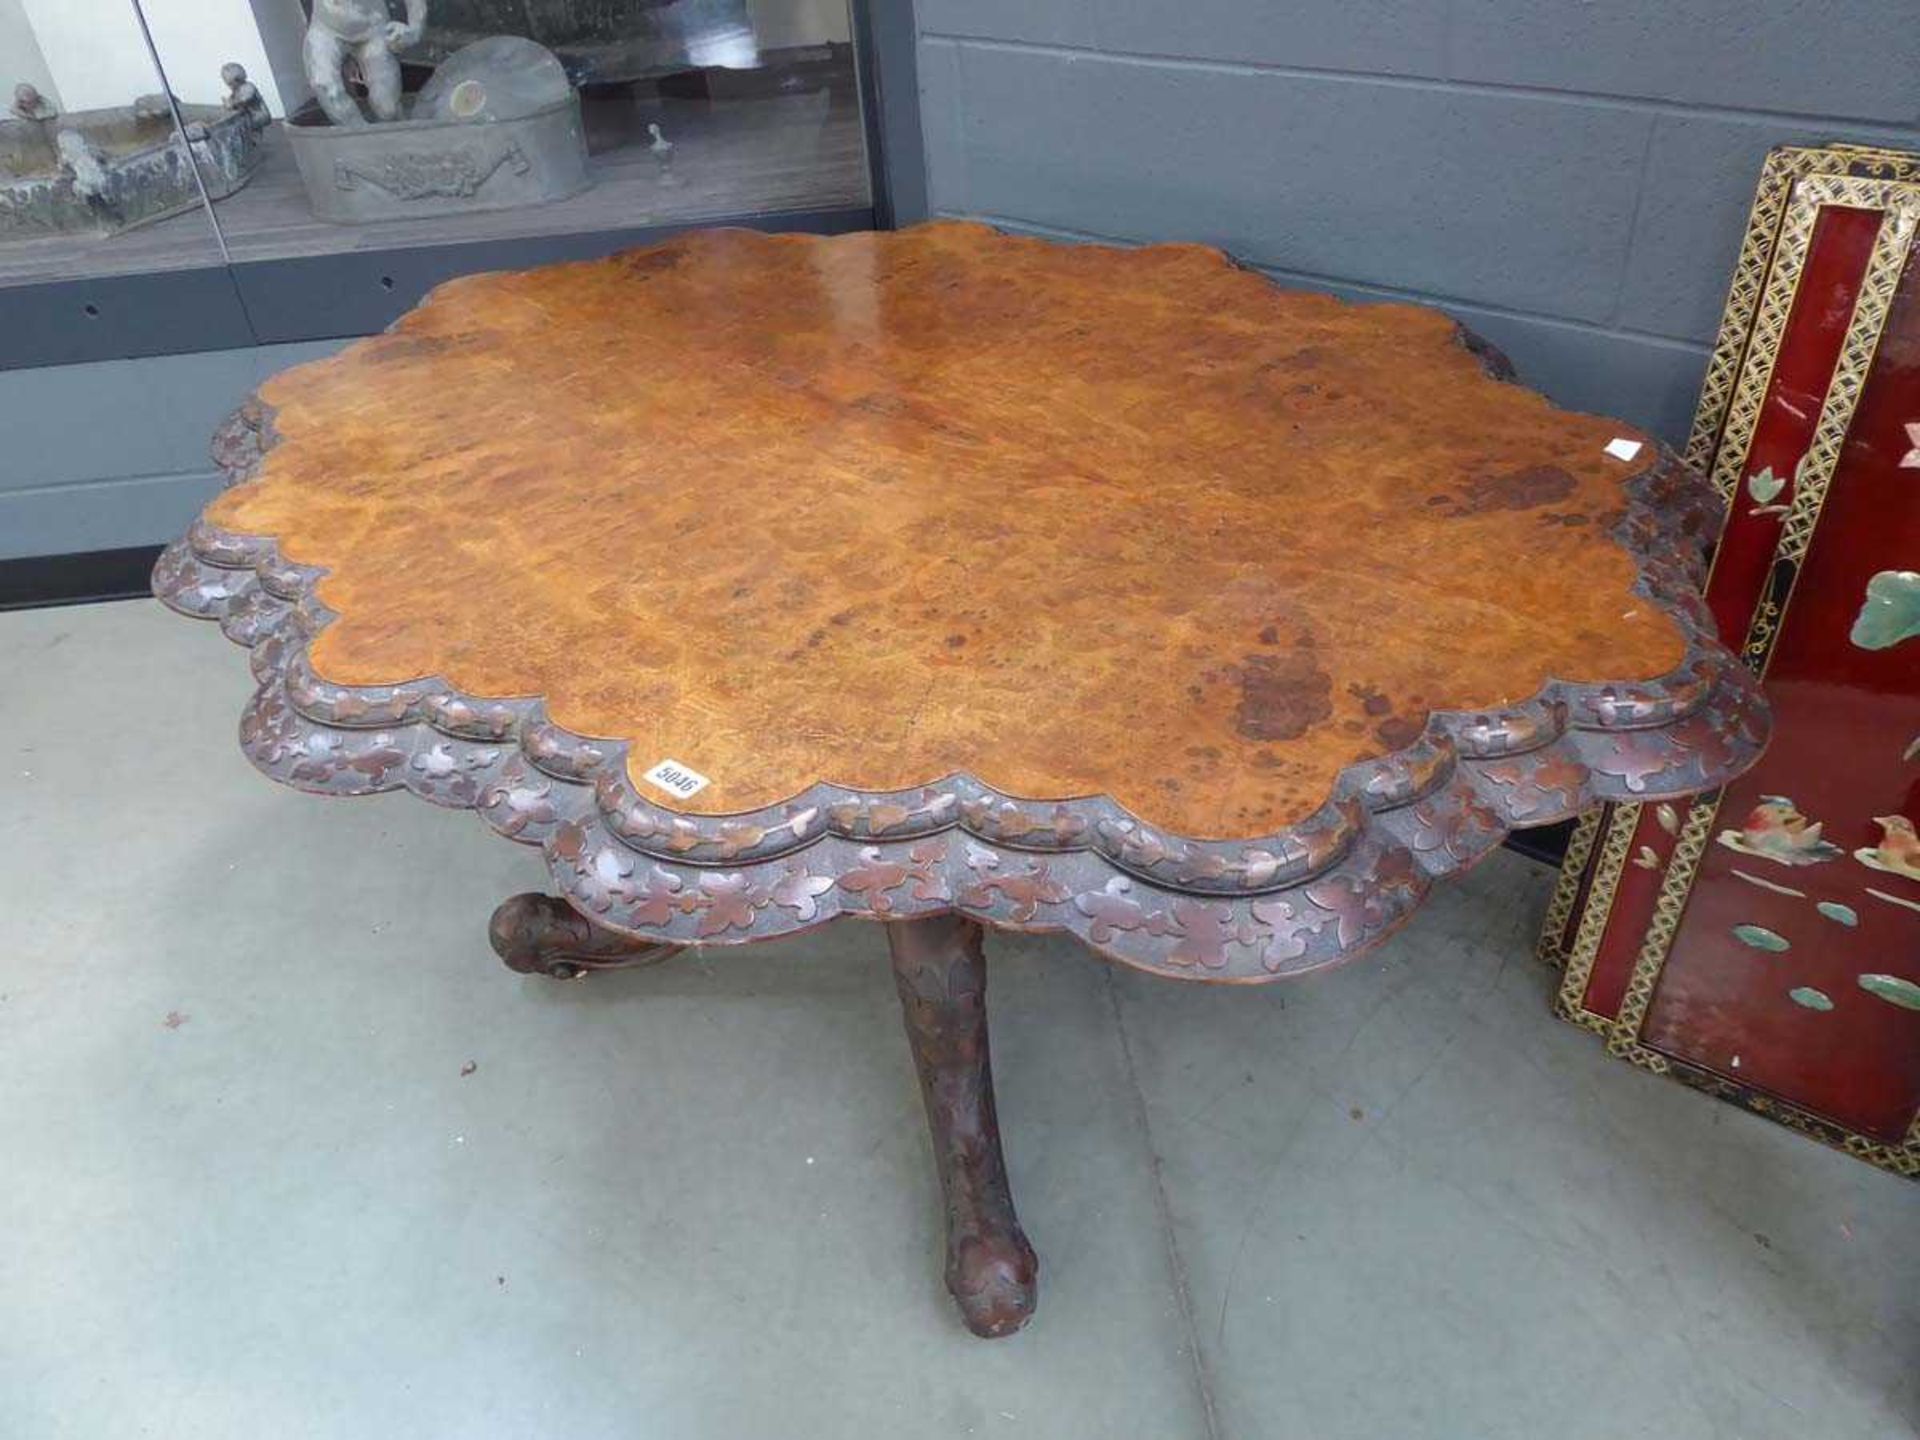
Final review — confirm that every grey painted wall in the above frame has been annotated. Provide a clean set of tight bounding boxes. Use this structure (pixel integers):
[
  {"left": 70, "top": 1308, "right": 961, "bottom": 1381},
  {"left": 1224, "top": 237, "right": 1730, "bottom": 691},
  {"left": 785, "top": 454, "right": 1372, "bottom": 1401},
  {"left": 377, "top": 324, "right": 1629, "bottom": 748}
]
[
  {"left": 913, "top": 3, "right": 1920, "bottom": 443},
  {"left": 0, "top": 340, "right": 342, "bottom": 561}
]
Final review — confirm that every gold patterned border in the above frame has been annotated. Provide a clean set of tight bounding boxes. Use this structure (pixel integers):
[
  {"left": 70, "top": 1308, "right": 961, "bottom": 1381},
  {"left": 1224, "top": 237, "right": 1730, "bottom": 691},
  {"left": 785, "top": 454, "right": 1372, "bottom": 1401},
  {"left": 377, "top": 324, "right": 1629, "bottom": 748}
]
[
  {"left": 1552, "top": 801, "right": 1641, "bottom": 1038},
  {"left": 1774, "top": 180, "right": 1919, "bottom": 571},
  {"left": 1824, "top": 143, "right": 1920, "bottom": 182},
  {"left": 1699, "top": 172, "right": 1837, "bottom": 506},
  {"left": 1535, "top": 806, "right": 1604, "bottom": 966},
  {"left": 1682, "top": 147, "right": 1825, "bottom": 478},
  {"left": 1610, "top": 793, "right": 1721, "bottom": 1047},
  {"left": 1549, "top": 154, "right": 1920, "bottom": 1177},
  {"left": 1683, "top": 145, "right": 1920, "bottom": 483}
]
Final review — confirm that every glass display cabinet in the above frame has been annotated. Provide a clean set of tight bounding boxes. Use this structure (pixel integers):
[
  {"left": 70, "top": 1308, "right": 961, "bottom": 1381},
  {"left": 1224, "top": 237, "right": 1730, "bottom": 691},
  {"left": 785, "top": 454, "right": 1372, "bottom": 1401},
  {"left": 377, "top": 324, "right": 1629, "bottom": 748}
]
[{"left": 1, "top": 0, "right": 901, "bottom": 368}]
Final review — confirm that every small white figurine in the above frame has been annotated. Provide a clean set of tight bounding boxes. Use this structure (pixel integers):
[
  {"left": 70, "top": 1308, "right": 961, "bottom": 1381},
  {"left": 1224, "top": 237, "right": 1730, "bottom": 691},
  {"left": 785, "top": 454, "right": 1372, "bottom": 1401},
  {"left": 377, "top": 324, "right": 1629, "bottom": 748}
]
[
  {"left": 56, "top": 129, "right": 109, "bottom": 203},
  {"left": 11, "top": 82, "right": 56, "bottom": 123},
  {"left": 222, "top": 62, "right": 271, "bottom": 132},
  {"left": 648, "top": 121, "right": 677, "bottom": 185},
  {"left": 304, "top": 0, "right": 429, "bottom": 126}
]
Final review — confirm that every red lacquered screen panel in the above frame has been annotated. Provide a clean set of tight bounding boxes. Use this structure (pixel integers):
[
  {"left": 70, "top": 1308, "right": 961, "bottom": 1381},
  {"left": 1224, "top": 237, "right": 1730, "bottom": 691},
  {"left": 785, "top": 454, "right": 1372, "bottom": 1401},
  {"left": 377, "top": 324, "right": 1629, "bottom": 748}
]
[{"left": 1640, "top": 252, "right": 1920, "bottom": 1144}]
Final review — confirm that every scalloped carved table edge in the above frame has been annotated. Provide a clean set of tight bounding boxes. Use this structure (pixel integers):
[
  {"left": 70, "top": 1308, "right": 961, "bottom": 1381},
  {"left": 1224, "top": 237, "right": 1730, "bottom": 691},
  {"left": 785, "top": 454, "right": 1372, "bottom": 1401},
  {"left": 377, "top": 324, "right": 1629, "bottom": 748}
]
[
  {"left": 167, "top": 394, "right": 1767, "bottom": 982},
  {"left": 156, "top": 250, "right": 1769, "bottom": 1339}
]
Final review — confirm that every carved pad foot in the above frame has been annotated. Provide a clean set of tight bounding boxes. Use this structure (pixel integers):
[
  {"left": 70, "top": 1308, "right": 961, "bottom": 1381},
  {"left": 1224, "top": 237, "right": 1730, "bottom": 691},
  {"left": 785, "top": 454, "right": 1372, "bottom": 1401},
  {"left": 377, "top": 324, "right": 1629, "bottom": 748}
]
[
  {"left": 489, "top": 893, "right": 684, "bottom": 979},
  {"left": 887, "top": 914, "right": 1038, "bottom": 1338}
]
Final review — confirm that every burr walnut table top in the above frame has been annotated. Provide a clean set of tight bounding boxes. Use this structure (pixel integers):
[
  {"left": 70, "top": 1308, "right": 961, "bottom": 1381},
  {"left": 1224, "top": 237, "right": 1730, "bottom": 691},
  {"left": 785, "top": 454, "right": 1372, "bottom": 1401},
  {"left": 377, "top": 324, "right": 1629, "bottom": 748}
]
[
  {"left": 157, "top": 222, "right": 1767, "bottom": 981},
  {"left": 215, "top": 222, "right": 1683, "bottom": 837}
]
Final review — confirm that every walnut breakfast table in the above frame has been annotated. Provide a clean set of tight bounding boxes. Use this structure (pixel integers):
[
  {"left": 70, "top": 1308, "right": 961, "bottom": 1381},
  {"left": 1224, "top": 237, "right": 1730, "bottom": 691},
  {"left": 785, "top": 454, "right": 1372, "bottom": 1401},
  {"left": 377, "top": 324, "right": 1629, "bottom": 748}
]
[{"left": 154, "top": 222, "right": 1767, "bottom": 1338}]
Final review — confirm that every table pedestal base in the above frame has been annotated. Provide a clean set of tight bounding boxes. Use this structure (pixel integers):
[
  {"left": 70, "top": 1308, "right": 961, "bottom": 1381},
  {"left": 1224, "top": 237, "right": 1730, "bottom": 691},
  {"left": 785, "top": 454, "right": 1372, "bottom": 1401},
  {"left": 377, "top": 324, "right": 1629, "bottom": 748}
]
[
  {"left": 887, "top": 914, "right": 1039, "bottom": 1338},
  {"left": 486, "top": 895, "right": 1036, "bottom": 1336}
]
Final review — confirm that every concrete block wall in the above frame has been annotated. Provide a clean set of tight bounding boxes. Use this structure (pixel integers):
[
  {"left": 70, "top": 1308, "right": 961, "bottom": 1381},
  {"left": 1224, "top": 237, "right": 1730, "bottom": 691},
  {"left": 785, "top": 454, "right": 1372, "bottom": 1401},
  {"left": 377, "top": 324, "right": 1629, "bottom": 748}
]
[{"left": 913, "top": 2, "right": 1920, "bottom": 442}]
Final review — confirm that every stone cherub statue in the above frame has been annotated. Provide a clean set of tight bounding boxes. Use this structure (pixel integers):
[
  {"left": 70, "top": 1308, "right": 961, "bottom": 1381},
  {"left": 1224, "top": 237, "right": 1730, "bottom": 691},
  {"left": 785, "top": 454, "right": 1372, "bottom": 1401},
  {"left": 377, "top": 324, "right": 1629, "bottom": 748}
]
[
  {"left": 11, "top": 82, "right": 56, "bottom": 123},
  {"left": 222, "top": 62, "right": 272, "bottom": 133},
  {"left": 56, "top": 129, "right": 110, "bottom": 205},
  {"left": 303, "top": 0, "right": 429, "bottom": 127}
]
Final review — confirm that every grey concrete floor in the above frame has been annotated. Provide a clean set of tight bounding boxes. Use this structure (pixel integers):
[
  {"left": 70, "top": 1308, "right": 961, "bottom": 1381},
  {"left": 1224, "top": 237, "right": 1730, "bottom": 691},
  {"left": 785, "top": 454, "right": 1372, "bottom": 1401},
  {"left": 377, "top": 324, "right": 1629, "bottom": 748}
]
[{"left": 1, "top": 598, "right": 1914, "bottom": 1440}]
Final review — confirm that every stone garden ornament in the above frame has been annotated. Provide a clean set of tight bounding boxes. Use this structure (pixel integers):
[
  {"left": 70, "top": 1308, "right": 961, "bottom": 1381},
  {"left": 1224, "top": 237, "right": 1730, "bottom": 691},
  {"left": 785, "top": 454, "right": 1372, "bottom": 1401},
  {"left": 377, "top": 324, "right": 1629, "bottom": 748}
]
[{"left": 305, "top": 0, "right": 429, "bottom": 125}]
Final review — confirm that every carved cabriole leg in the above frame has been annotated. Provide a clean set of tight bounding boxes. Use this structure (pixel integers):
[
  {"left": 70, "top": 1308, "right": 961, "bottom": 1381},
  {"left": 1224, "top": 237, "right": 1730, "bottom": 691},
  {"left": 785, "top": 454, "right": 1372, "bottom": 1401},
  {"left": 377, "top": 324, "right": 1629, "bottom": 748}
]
[
  {"left": 488, "top": 893, "right": 683, "bottom": 979},
  {"left": 886, "top": 914, "right": 1038, "bottom": 1338}
]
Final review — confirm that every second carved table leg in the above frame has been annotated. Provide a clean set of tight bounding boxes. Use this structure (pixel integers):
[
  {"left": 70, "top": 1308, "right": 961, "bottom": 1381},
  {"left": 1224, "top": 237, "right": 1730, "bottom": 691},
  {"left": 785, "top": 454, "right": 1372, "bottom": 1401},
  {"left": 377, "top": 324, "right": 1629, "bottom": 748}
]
[
  {"left": 489, "top": 893, "right": 684, "bottom": 979},
  {"left": 886, "top": 913, "right": 1038, "bottom": 1338}
]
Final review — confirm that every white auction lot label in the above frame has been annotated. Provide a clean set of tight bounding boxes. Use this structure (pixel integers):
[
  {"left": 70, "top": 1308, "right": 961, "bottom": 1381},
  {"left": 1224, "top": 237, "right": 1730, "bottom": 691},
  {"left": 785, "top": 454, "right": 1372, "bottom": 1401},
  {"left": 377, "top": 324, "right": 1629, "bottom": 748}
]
[{"left": 642, "top": 758, "right": 711, "bottom": 799}]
